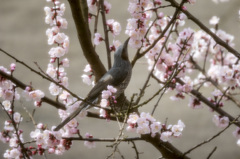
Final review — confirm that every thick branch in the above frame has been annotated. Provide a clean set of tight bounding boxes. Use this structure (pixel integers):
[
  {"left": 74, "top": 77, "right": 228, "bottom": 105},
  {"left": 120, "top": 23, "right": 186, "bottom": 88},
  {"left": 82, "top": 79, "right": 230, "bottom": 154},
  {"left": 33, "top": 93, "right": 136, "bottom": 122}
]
[
  {"left": 142, "top": 134, "right": 190, "bottom": 159},
  {"left": 0, "top": 70, "right": 66, "bottom": 110},
  {"left": 68, "top": 0, "right": 106, "bottom": 81}
]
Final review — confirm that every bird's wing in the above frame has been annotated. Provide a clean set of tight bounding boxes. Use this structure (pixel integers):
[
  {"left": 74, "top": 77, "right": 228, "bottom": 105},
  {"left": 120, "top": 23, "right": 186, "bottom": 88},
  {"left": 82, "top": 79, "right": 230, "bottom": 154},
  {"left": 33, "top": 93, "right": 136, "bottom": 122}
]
[
  {"left": 54, "top": 67, "right": 129, "bottom": 131},
  {"left": 53, "top": 103, "right": 87, "bottom": 131},
  {"left": 87, "top": 67, "right": 129, "bottom": 100}
]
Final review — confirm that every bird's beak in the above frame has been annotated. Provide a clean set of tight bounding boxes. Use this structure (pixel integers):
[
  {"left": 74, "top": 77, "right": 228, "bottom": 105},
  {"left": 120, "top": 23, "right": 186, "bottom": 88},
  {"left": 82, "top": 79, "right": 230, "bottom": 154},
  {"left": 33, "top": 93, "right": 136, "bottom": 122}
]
[
  {"left": 123, "top": 37, "right": 130, "bottom": 49},
  {"left": 121, "top": 37, "right": 130, "bottom": 61}
]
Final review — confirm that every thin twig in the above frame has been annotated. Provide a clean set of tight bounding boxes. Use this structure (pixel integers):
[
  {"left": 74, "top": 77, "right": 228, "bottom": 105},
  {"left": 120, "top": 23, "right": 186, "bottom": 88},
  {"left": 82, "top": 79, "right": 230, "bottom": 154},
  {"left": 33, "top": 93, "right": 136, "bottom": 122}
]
[
  {"left": 206, "top": 147, "right": 217, "bottom": 159},
  {"left": 183, "top": 115, "right": 240, "bottom": 156},
  {"left": 131, "top": 141, "right": 140, "bottom": 159},
  {"left": 64, "top": 137, "right": 143, "bottom": 142},
  {"left": 99, "top": 0, "right": 111, "bottom": 69}
]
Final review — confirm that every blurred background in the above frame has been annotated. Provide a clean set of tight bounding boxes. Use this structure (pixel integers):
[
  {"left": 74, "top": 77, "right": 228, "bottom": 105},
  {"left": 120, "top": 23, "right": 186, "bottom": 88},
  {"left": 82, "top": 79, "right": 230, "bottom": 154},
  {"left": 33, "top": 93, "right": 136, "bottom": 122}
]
[{"left": 1, "top": 0, "right": 240, "bottom": 158}]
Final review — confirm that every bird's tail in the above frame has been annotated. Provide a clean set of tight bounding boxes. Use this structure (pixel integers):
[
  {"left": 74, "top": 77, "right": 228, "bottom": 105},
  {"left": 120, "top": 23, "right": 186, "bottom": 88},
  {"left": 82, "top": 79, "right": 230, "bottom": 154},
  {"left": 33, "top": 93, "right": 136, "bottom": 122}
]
[{"left": 53, "top": 103, "right": 88, "bottom": 131}]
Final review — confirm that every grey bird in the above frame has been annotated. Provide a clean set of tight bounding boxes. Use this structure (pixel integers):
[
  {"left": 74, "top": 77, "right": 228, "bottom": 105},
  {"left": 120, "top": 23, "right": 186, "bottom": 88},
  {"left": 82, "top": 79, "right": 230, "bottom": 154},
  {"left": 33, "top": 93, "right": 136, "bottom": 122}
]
[{"left": 54, "top": 38, "right": 132, "bottom": 131}]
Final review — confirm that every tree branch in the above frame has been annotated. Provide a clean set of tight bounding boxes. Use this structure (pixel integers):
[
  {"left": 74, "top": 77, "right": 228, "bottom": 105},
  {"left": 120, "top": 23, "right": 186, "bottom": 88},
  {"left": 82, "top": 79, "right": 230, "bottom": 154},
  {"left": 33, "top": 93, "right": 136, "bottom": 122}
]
[
  {"left": 99, "top": 0, "right": 111, "bottom": 70},
  {"left": 0, "top": 70, "right": 66, "bottom": 110},
  {"left": 142, "top": 134, "right": 190, "bottom": 159},
  {"left": 177, "top": 78, "right": 240, "bottom": 127},
  {"left": 183, "top": 115, "right": 240, "bottom": 157},
  {"left": 68, "top": 0, "right": 106, "bottom": 81}
]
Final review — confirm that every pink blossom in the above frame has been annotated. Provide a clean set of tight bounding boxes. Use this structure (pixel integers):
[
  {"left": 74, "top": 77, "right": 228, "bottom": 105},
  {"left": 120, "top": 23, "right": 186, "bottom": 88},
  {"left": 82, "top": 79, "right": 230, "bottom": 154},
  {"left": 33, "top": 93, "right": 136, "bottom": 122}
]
[
  {"left": 101, "top": 90, "right": 112, "bottom": 99},
  {"left": 93, "top": 33, "right": 103, "bottom": 45},
  {"left": 150, "top": 122, "right": 162, "bottom": 134},
  {"left": 13, "top": 112, "right": 22, "bottom": 123},
  {"left": 81, "top": 74, "right": 92, "bottom": 85},
  {"left": 55, "top": 144, "right": 65, "bottom": 155},
  {"left": 104, "top": 0, "right": 111, "bottom": 14},
  {"left": 84, "top": 64, "right": 92, "bottom": 73},
  {"left": 49, "top": 82, "right": 62, "bottom": 96},
  {"left": 212, "top": 115, "right": 229, "bottom": 128},
  {"left": 107, "top": 85, "right": 117, "bottom": 94},
  {"left": 3, "top": 90, "right": 14, "bottom": 101},
  {"left": 209, "top": 16, "right": 220, "bottom": 25},
  {"left": 46, "top": 64, "right": 56, "bottom": 78},
  {"left": 140, "top": 112, "right": 156, "bottom": 122},
  {"left": 2, "top": 100, "right": 11, "bottom": 111},
  {"left": 48, "top": 47, "right": 66, "bottom": 58},
  {"left": 160, "top": 131, "right": 173, "bottom": 142},
  {"left": 87, "top": 0, "right": 97, "bottom": 12},
  {"left": 4, "top": 121, "right": 14, "bottom": 131},
  {"left": 10, "top": 63, "right": 16, "bottom": 72},
  {"left": 100, "top": 99, "right": 109, "bottom": 107},
  {"left": 233, "top": 127, "right": 240, "bottom": 139},
  {"left": 84, "top": 133, "right": 96, "bottom": 149},
  {"left": 127, "top": 113, "right": 139, "bottom": 124},
  {"left": 171, "top": 120, "right": 185, "bottom": 137},
  {"left": 188, "top": 97, "right": 203, "bottom": 109},
  {"left": 9, "top": 137, "right": 18, "bottom": 148},
  {"left": 112, "top": 21, "right": 121, "bottom": 35},
  {"left": 29, "top": 90, "right": 45, "bottom": 101},
  {"left": 4, "top": 148, "right": 21, "bottom": 159},
  {"left": 107, "top": 19, "right": 121, "bottom": 36},
  {"left": 136, "top": 123, "right": 151, "bottom": 134},
  {"left": 110, "top": 40, "right": 121, "bottom": 51}
]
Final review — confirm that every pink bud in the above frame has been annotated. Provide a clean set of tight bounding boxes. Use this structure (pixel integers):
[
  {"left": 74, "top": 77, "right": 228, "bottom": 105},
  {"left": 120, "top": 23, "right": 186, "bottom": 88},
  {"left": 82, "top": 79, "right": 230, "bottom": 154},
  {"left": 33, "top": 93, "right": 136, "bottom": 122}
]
[
  {"left": 10, "top": 63, "right": 16, "bottom": 72},
  {"left": 182, "top": 6, "right": 187, "bottom": 11}
]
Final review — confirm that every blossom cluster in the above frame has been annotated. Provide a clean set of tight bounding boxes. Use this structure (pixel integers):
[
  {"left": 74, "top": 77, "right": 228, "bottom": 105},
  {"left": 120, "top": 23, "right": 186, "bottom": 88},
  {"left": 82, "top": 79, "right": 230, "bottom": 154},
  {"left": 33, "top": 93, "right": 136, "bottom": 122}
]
[
  {"left": 125, "top": 0, "right": 240, "bottom": 147},
  {"left": 99, "top": 85, "right": 117, "bottom": 118},
  {"left": 2, "top": 133, "right": 23, "bottom": 159},
  {"left": 44, "top": 0, "right": 70, "bottom": 98},
  {"left": 126, "top": 0, "right": 155, "bottom": 48},
  {"left": 88, "top": 0, "right": 122, "bottom": 48},
  {"left": 0, "top": 66, "right": 47, "bottom": 158},
  {"left": 29, "top": 123, "right": 72, "bottom": 155},
  {"left": 126, "top": 112, "right": 185, "bottom": 142},
  {"left": 87, "top": 0, "right": 111, "bottom": 14},
  {"left": 0, "top": 66, "right": 20, "bottom": 102}
]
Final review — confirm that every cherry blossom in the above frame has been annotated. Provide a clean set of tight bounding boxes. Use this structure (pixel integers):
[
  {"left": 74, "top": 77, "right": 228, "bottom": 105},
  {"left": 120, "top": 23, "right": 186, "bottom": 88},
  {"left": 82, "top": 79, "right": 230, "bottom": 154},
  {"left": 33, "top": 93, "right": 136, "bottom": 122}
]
[
  {"left": 94, "top": 33, "right": 103, "bottom": 45},
  {"left": 212, "top": 115, "right": 229, "bottom": 128},
  {"left": 84, "top": 133, "right": 96, "bottom": 149},
  {"left": 209, "top": 16, "right": 220, "bottom": 25},
  {"left": 126, "top": 112, "right": 185, "bottom": 142},
  {"left": 2, "top": 100, "right": 11, "bottom": 111}
]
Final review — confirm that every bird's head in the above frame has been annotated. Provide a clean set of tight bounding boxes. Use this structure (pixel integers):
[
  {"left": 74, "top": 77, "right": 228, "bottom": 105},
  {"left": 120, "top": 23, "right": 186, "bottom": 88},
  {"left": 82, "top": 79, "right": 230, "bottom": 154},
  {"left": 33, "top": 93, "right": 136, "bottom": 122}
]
[{"left": 114, "top": 38, "right": 130, "bottom": 63}]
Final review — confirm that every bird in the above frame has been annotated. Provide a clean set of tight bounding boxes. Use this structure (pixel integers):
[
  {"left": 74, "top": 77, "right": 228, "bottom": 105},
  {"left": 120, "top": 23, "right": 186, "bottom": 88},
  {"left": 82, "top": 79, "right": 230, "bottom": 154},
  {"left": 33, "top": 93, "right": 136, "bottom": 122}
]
[{"left": 54, "top": 38, "right": 132, "bottom": 131}]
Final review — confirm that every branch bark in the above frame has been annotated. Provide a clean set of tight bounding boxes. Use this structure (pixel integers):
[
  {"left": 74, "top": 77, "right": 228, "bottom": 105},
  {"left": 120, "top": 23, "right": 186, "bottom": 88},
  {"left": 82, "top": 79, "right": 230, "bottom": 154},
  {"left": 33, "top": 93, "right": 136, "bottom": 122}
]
[
  {"left": 142, "top": 134, "right": 190, "bottom": 159},
  {"left": 68, "top": 0, "right": 107, "bottom": 81}
]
